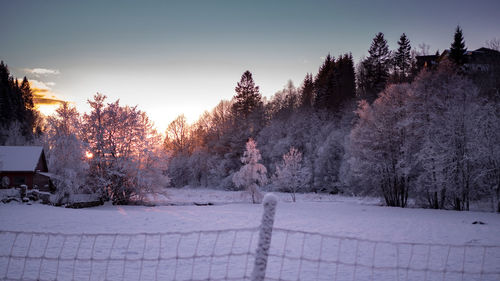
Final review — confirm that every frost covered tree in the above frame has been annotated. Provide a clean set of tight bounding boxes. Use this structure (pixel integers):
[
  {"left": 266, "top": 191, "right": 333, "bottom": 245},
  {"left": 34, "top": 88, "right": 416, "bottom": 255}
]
[
  {"left": 475, "top": 101, "right": 500, "bottom": 212},
  {"left": 349, "top": 84, "right": 412, "bottom": 207},
  {"left": 82, "top": 93, "right": 165, "bottom": 204},
  {"left": 410, "top": 66, "right": 489, "bottom": 211},
  {"left": 233, "top": 138, "right": 267, "bottom": 203},
  {"left": 349, "top": 63, "right": 497, "bottom": 210},
  {"left": 273, "top": 147, "right": 311, "bottom": 202},
  {"left": 45, "top": 102, "right": 88, "bottom": 203}
]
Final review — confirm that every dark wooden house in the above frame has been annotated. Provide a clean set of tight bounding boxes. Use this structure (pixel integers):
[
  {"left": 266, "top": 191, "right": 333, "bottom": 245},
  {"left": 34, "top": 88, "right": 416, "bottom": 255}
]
[
  {"left": 0, "top": 146, "right": 55, "bottom": 192},
  {"left": 416, "top": 47, "right": 500, "bottom": 72}
]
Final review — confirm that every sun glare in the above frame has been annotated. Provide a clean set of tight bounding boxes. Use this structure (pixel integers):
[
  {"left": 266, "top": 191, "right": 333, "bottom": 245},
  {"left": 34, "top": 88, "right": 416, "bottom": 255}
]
[
  {"left": 85, "top": 151, "right": 94, "bottom": 159},
  {"left": 36, "top": 104, "right": 59, "bottom": 117}
]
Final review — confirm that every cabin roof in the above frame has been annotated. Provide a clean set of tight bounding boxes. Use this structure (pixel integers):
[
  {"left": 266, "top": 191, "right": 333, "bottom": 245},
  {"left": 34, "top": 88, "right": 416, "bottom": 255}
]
[{"left": 0, "top": 146, "right": 45, "bottom": 172}]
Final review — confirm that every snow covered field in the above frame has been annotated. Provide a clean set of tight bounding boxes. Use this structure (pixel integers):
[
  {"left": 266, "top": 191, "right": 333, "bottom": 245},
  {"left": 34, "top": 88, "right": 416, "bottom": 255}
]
[{"left": 1, "top": 189, "right": 499, "bottom": 281}]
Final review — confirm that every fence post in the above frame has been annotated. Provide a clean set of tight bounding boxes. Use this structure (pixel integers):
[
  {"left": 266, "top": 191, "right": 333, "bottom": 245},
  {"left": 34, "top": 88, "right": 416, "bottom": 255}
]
[{"left": 251, "top": 193, "right": 278, "bottom": 281}]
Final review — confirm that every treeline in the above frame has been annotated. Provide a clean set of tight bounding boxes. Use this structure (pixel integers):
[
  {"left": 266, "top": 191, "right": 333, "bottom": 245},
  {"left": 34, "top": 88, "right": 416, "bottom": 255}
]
[
  {"left": 1, "top": 27, "right": 499, "bottom": 211},
  {"left": 165, "top": 27, "right": 500, "bottom": 211},
  {"left": 0, "top": 61, "right": 42, "bottom": 144}
]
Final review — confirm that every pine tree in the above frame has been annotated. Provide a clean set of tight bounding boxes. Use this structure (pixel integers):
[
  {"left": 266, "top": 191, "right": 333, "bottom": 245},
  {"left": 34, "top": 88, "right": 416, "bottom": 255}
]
[
  {"left": 0, "top": 61, "right": 13, "bottom": 131},
  {"left": 394, "top": 33, "right": 412, "bottom": 81},
  {"left": 358, "top": 32, "right": 391, "bottom": 101},
  {"left": 313, "top": 54, "right": 355, "bottom": 111},
  {"left": 337, "top": 53, "right": 356, "bottom": 105},
  {"left": 232, "top": 71, "right": 263, "bottom": 118},
  {"left": 449, "top": 26, "right": 467, "bottom": 66},
  {"left": 0, "top": 62, "right": 39, "bottom": 143},
  {"left": 19, "top": 76, "right": 36, "bottom": 137},
  {"left": 300, "top": 73, "right": 314, "bottom": 108},
  {"left": 313, "top": 54, "right": 335, "bottom": 109}
]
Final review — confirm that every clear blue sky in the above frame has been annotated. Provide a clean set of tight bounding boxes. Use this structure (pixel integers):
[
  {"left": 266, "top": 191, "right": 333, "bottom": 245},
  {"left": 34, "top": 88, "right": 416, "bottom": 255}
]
[{"left": 1, "top": 0, "right": 499, "bottom": 131}]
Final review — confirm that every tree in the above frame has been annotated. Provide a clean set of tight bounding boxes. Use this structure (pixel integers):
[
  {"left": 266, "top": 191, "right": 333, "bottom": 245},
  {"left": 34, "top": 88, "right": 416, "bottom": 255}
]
[
  {"left": 266, "top": 80, "right": 300, "bottom": 119},
  {"left": 475, "top": 101, "right": 500, "bottom": 212},
  {"left": 313, "top": 54, "right": 335, "bottom": 109},
  {"left": 232, "top": 138, "right": 267, "bottom": 203},
  {"left": 358, "top": 33, "right": 391, "bottom": 101},
  {"left": 273, "top": 147, "right": 311, "bottom": 202},
  {"left": 410, "top": 66, "right": 487, "bottom": 211},
  {"left": 300, "top": 73, "right": 314, "bottom": 108},
  {"left": 394, "top": 33, "right": 412, "bottom": 81},
  {"left": 232, "top": 71, "right": 263, "bottom": 119},
  {"left": 164, "top": 114, "right": 192, "bottom": 156},
  {"left": 449, "top": 26, "right": 467, "bottom": 66},
  {"left": 349, "top": 84, "right": 412, "bottom": 207},
  {"left": 314, "top": 53, "right": 356, "bottom": 111},
  {"left": 486, "top": 38, "right": 500, "bottom": 51},
  {"left": 0, "top": 62, "right": 40, "bottom": 144},
  {"left": 45, "top": 102, "right": 88, "bottom": 203},
  {"left": 82, "top": 93, "right": 164, "bottom": 204}
]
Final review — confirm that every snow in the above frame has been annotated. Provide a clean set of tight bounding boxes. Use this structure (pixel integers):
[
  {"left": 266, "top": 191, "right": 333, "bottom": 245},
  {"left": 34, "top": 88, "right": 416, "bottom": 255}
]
[
  {"left": 0, "top": 189, "right": 499, "bottom": 280},
  {"left": 1, "top": 190, "right": 498, "bottom": 243},
  {"left": 0, "top": 146, "right": 44, "bottom": 172},
  {"left": 0, "top": 189, "right": 20, "bottom": 199}
]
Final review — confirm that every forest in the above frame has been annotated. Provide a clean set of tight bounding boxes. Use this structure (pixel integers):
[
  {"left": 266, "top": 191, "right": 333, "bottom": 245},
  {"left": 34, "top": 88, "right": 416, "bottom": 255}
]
[{"left": 1, "top": 27, "right": 499, "bottom": 212}]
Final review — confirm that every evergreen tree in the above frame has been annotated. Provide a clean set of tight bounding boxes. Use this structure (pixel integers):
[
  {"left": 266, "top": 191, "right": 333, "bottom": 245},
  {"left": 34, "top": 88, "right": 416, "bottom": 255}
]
[
  {"left": 232, "top": 71, "right": 263, "bottom": 118},
  {"left": 358, "top": 32, "right": 391, "bottom": 101},
  {"left": 0, "top": 61, "right": 39, "bottom": 143},
  {"left": 394, "top": 33, "right": 412, "bottom": 81},
  {"left": 313, "top": 54, "right": 355, "bottom": 111},
  {"left": 449, "top": 26, "right": 467, "bottom": 66},
  {"left": 0, "top": 61, "right": 13, "bottom": 130},
  {"left": 336, "top": 53, "right": 356, "bottom": 105},
  {"left": 19, "top": 76, "right": 36, "bottom": 137},
  {"left": 300, "top": 73, "right": 314, "bottom": 108},
  {"left": 313, "top": 54, "right": 335, "bottom": 109}
]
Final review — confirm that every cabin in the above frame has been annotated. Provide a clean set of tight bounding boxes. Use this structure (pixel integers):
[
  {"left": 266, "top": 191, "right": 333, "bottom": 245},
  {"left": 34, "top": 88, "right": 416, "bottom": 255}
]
[
  {"left": 416, "top": 47, "right": 500, "bottom": 72},
  {"left": 0, "top": 146, "right": 55, "bottom": 192}
]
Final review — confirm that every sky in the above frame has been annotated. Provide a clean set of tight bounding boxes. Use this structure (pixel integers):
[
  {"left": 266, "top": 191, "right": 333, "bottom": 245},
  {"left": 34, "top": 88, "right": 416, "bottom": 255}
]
[{"left": 1, "top": 0, "right": 499, "bottom": 132}]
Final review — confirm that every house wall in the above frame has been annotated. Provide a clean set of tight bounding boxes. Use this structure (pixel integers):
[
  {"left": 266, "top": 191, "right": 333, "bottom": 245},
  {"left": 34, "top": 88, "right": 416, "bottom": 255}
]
[
  {"left": 0, "top": 172, "right": 53, "bottom": 192},
  {"left": 33, "top": 173, "right": 53, "bottom": 192},
  {"left": 0, "top": 172, "right": 34, "bottom": 189}
]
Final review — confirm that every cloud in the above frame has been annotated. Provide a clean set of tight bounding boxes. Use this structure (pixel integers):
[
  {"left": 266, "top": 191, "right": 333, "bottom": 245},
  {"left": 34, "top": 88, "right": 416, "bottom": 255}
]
[
  {"left": 28, "top": 79, "right": 65, "bottom": 106},
  {"left": 24, "top": 68, "right": 60, "bottom": 76}
]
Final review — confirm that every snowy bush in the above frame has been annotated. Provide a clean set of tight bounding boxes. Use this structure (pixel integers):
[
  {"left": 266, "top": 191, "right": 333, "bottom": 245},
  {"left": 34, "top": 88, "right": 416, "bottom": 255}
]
[{"left": 273, "top": 147, "right": 311, "bottom": 202}]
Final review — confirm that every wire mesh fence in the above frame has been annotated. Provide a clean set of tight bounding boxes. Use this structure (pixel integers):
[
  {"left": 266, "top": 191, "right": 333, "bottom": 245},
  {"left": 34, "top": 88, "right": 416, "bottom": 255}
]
[
  {"left": 0, "top": 228, "right": 259, "bottom": 281},
  {"left": 266, "top": 228, "right": 500, "bottom": 281},
  {"left": 1, "top": 194, "right": 499, "bottom": 281},
  {"left": 2, "top": 228, "right": 499, "bottom": 281}
]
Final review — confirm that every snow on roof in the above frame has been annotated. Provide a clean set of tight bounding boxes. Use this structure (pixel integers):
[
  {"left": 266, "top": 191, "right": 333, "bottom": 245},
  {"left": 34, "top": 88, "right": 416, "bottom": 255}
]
[{"left": 0, "top": 146, "right": 44, "bottom": 172}]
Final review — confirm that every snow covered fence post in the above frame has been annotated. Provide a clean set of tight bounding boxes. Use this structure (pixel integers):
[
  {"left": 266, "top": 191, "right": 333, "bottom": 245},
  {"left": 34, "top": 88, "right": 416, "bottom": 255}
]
[{"left": 251, "top": 193, "right": 278, "bottom": 281}]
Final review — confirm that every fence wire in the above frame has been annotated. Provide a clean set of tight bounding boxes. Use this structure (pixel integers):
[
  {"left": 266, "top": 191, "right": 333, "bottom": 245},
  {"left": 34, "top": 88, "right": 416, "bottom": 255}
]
[
  {"left": 0, "top": 228, "right": 258, "bottom": 281},
  {"left": 267, "top": 228, "right": 500, "bottom": 281},
  {"left": 0, "top": 228, "right": 499, "bottom": 281}
]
